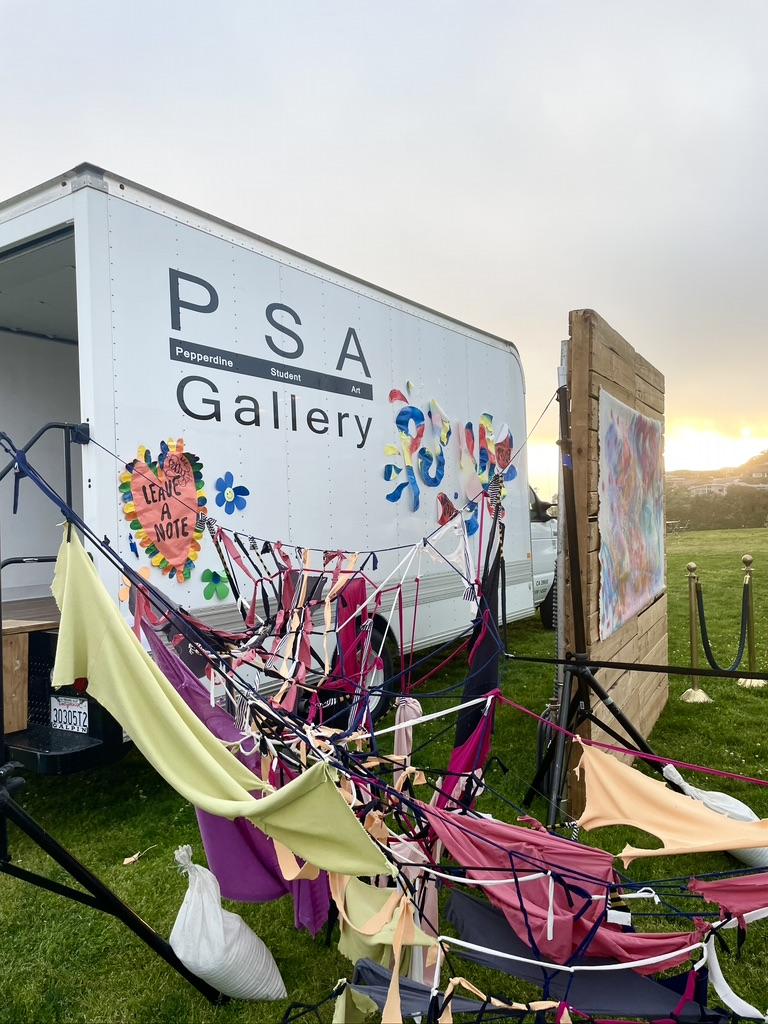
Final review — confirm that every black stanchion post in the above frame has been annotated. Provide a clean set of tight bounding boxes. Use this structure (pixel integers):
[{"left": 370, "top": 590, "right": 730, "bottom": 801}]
[{"left": 0, "top": 782, "right": 225, "bottom": 1004}]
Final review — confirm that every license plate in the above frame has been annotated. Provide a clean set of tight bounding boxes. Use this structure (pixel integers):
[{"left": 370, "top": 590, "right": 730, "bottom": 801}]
[{"left": 50, "top": 695, "right": 89, "bottom": 734}]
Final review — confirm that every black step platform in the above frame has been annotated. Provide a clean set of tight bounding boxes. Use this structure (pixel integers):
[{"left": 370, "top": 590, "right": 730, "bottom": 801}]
[{"left": 6, "top": 725, "right": 128, "bottom": 775}]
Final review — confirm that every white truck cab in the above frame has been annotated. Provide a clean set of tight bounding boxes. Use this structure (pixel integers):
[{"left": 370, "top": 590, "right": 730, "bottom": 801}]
[{"left": 529, "top": 487, "right": 557, "bottom": 629}]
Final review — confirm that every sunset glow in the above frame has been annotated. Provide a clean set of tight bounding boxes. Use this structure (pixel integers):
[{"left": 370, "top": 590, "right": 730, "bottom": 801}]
[
  {"left": 526, "top": 439, "right": 560, "bottom": 499},
  {"left": 522, "top": 426, "right": 768, "bottom": 502},
  {"left": 665, "top": 424, "right": 768, "bottom": 474}
]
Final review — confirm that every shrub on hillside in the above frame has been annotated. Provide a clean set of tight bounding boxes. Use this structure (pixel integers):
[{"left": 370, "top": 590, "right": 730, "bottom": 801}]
[{"left": 666, "top": 485, "right": 768, "bottom": 530}]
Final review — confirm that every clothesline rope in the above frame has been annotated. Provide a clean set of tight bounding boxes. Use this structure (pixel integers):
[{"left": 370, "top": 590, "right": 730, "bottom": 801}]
[
  {"left": 11, "top": 441, "right": 768, "bottom": 1015},
  {"left": 498, "top": 694, "right": 768, "bottom": 791}
]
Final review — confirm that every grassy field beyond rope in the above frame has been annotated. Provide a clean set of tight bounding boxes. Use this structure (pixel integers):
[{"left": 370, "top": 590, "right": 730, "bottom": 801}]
[{"left": 2, "top": 528, "right": 768, "bottom": 1020}]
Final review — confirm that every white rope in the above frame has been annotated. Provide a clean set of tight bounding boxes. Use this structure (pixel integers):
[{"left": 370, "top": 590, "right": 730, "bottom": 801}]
[
  {"left": 376, "top": 547, "right": 417, "bottom": 659},
  {"left": 334, "top": 543, "right": 421, "bottom": 634},
  {"left": 356, "top": 543, "right": 419, "bottom": 692},
  {"left": 705, "top": 935, "right": 767, "bottom": 1019},
  {"left": 371, "top": 695, "right": 493, "bottom": 739},
  {"left": 546, "top": 872, "right": 555, "bottom": 941},
  {"left": 590, "top": 887, "right": 660, "bottom": 904},
  {"left": 334, "top": 513, "right": 463, "bottom": 635},
  {"left": 396, "top": 862, "right": 547, "bottom": 887},
  {"left": 722, "top": 905, "right": 768, "bottom": 927},
  {"left": 435, "top": 934, "right": 706, "bottom": 974}
]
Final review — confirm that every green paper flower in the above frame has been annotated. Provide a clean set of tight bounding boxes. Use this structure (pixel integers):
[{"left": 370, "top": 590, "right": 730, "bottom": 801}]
[{"left": 201, "top": 568, "right": 230, "bottom": 601}]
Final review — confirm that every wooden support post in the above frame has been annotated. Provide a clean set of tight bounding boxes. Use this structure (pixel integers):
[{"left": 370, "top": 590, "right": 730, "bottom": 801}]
[{"left": 2, "top": 633, "right": 28, "bottom": 733}]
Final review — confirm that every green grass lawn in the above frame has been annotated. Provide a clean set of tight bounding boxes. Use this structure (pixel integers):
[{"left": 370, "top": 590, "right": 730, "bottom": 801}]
[{"left": 2, "top": 529, "right": 768, "bottom": 1021}]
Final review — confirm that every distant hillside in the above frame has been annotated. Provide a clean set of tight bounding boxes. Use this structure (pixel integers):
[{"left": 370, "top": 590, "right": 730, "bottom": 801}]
[
  {"left": 666, "top": 450, "right": 768, "bottom": 530},
  {"left": 667, "top": 450, "right": 768, "bottom": 489}
]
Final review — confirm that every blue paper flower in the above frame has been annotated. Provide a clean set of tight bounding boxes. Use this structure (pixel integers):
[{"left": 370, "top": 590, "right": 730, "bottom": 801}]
[{"left": 214, "top": 471, "right": 250, "bottom": 515}]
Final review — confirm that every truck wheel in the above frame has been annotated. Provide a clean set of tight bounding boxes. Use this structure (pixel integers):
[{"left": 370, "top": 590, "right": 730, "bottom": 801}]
[
  {"left": 365, "top": 624, "right": 397, "bottom": 722},
  {"left": 540, "top": 578, "right": 557, "bottom": 630},
  {"left": 321, "top": 623, "right": 397, "bottom": 726}
]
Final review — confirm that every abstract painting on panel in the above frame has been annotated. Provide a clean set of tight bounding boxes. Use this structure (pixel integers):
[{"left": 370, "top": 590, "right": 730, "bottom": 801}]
[{"left": 598, "top": 390, "right": 665, "bottom": 640}]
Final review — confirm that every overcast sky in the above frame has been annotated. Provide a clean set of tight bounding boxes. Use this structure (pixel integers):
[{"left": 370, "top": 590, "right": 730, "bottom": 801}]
[{"left": 1, "top": 0, "right": 766, "bottom": 494}]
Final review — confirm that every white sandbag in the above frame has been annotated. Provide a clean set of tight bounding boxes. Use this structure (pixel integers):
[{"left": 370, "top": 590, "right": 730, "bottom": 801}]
[
  {"left": 663, "top": 765, "right": 768, "bottom": 869},
  {"left": 169, "top": 845, "right": 287, "bottom": 1000}
]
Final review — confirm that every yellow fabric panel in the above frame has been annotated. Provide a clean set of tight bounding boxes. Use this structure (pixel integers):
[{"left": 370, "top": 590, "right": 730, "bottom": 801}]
[
  {"left": 250, "top": 766, "right": 395, "bottom": 877},
  {"left": 333, "top": 875, "right": 434, "bottom": 966},
  {"left": 332, "top": 986, "right": 378, "bottom": 1023},
  {"left": 51, "top": 532, "right": 394, "bottom": 878},
  {"left": 52, "top": 531, "right": 269, "bottom": 808}
]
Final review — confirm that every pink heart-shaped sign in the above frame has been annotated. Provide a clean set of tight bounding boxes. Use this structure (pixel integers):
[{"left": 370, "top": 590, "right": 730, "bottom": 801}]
[{"left": 120, "top": 441, "right": 206, "bottom": 582}]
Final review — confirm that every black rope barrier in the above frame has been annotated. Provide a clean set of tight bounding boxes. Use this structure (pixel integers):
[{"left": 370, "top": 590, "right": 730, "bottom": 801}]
[{"left": 695, "top": 576, "right": 750, "bottom": 673}]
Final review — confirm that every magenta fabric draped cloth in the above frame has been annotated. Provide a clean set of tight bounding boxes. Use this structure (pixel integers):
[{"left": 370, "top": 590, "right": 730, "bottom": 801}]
[
  {"left": 422, "top": 803, "right": 704, "bottom": 974},
  {"left": 690, "top": 871, "right": 768, "bottom": 919},
  {"left": 322, "top": 577, "right": 371, "bottom": 693},
  {"left": 436, "top": 691, "right": 498, "bottom": 809},
  {"left": 144, "top": 626, "right": 330, "bottom": 935}
]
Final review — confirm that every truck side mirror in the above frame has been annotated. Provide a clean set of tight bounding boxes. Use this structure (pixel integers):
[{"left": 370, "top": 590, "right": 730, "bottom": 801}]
[{"left": 529, "top": 489, "right": 555, "bottom": 523}]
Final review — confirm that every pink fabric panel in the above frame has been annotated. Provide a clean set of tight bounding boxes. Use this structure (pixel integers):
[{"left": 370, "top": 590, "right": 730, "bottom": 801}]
[
  {"left": 393, "top": 697, "right": 423, "bottom": 789},
  {"left": 689, "top": 872, "right": 768, "bottom": 918},
  {"left": 423, "top": 804, "right": 703, "bottom": 974}
]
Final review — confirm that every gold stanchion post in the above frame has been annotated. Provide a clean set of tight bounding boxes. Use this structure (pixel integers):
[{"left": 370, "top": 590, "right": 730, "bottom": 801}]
[
  {"left": 738, "top": 554, "right": 763, "bottom": 689},
  {"left": 681, "top": 561, "right": 712, "bottom": 703}
]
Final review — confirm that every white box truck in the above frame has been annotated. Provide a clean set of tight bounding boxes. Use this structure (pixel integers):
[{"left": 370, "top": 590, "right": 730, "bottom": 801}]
[{"left": 0, "top": 163, "right": 555, "bottom": 771}]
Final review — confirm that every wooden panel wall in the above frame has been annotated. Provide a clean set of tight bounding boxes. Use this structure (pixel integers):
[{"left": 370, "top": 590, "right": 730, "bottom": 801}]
[
  {"left": 2, "top": 632, "right": 28, "bottom": 734},
  {"left": 565, "top": 310, "right": 668, "bottom": 800}
]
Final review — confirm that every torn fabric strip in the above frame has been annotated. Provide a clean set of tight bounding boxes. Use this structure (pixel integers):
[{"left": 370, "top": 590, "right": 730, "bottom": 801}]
[{"left": 576, "top": 742, "right": 768, "bottom": 866}]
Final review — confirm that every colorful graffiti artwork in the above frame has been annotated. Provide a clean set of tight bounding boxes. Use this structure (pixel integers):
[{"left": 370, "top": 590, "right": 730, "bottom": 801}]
[
  {"left": 383, "top": 385, "right": 517, "bottom": 533},
  {"left": 119, "top": 439, "right": 207, "bottom": 583},
  {"left": 598, "top": 391, "right": 665, "bottom": 639}
]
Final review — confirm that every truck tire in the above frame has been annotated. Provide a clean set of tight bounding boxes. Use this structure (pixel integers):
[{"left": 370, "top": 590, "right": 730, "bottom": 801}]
[
  {"left": 540, "top": 578, "right": 557, "bottom": 630},
  {"left": 319, "top": 623, "right": 397, "bottom": 727},
  {"left": 365, "top": 623, "right": 397, "bottom": 722}
]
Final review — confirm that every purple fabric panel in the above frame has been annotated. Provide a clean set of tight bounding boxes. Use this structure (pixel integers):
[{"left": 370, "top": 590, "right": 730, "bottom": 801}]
[
  {"left": 145, "top": 626, "right": 330, "bottom": 934},
  {"left": 144, "top": 627, "right": 252, "bottom": 750},
  {"left": 194, "top": 807, "right": 330, "bottom": 935},
  {"left": 196, "top": 810, "right": 288, "bottom": 902}
]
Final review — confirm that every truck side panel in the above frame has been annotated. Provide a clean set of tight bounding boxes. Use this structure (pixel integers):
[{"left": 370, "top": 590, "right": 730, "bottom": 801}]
[{"left": 101, "top": 195, "right": 532, "bottom": 647}]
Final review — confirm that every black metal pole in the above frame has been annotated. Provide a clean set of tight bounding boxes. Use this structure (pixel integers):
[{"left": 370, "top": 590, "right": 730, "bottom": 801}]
[
  {"left": 547, "top": 665, "right": 577, "bottom": 827},
  {"left": 522, "top": 683, "right": 583, "bottom": 811},
  {"left": 63, "top": 427, "right": 73, "bottom": 541},
  {"left": 581, "top": 666, "right": 655, "bottom": 755},
  {"left": 544, "top": 383, "right": 591, "bottom": 825},
  {"left": 0, "top": 785, "right": 226, "bottom": 1005},
  {"left": 0, "top": 423, "right": 226, "bottom": 1004}
]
